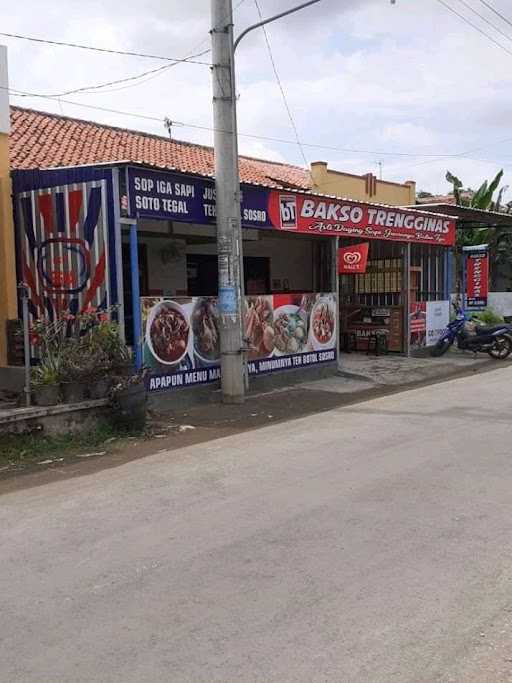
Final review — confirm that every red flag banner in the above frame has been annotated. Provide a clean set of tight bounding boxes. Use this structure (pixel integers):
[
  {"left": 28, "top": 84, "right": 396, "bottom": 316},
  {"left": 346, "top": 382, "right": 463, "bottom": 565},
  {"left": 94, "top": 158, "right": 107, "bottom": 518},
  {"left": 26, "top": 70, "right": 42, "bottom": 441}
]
[
  {"left": 465, "top": 246, "right": 489, "bottom": 308},
  {"left": 338, "top": 243, "right": 370, "bottom": 274}
]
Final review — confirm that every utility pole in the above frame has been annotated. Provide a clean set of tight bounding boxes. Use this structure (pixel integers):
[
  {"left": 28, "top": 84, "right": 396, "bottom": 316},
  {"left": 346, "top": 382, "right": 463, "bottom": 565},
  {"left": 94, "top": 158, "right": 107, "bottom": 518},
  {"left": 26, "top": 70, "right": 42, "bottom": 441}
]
[
  {"left": 211, "top": 0, "right": 245, "bottom": 403},
  {"left": 211, "top": 0, "right": 322, "bottom": 403}
]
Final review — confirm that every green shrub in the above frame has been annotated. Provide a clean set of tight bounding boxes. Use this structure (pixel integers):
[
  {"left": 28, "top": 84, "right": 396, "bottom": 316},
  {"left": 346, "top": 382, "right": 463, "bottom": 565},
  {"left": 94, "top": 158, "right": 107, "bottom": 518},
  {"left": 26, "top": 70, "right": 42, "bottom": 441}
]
[{"left": 472, "top": 307, "right": 505, "bottom": 326}]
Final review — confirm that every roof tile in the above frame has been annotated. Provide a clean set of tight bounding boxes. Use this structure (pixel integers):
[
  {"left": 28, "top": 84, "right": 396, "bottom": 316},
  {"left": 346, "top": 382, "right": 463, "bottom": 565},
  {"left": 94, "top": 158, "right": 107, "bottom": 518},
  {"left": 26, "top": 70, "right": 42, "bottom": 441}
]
[{"left": 9, "top": 107, "right": 311, "bottom": 191}]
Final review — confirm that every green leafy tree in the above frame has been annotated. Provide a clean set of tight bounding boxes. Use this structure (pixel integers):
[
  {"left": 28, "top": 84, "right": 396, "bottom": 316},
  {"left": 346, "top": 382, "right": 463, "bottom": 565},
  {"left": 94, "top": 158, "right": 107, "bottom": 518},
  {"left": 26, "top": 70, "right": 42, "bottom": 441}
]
[{"left": 446, "top": 169, "right": 512, "bottom": 288}]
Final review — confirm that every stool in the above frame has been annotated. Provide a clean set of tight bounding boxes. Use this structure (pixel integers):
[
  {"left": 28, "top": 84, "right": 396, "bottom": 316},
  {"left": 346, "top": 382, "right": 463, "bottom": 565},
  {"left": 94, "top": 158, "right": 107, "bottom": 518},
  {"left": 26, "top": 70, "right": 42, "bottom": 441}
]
[{"left": 366, "top": 332, "right": 388, "bottom": 356}]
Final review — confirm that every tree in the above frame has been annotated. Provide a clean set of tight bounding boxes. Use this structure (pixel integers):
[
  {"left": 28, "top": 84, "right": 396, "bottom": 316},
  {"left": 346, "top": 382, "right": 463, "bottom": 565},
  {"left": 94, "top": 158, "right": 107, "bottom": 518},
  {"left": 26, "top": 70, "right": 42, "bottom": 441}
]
[{"left": 446, "top": 169, "right": 512, "bottom": 289}]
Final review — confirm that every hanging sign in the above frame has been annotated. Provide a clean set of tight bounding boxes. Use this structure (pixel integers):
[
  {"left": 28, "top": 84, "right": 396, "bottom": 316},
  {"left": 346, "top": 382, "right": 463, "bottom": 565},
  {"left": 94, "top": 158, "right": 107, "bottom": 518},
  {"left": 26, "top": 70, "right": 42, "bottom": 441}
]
[
  {"left": 338, "top": 242, "right": 369, "bottom": 274},
  {"left": 464, "top": 245, "right": 489, "bottom": 308}
]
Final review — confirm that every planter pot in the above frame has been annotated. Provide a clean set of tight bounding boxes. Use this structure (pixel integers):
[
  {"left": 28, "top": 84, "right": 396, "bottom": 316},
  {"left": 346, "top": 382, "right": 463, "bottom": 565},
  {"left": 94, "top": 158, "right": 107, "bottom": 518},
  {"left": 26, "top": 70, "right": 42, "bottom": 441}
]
[
  {"left": 89, "top": 377, "right": 112, "bottom": 400},
  {"left": 113, "top": 363, "right": 133, "bottom": 378},
  {"left": 33, "top": 384, "right": 60, "bottom": 407},
  {"left": 61, "top": 381, "right": 88, "bottom": 404},
  {"left": 111, "top": 381, "right": 147, "bottom": 431}
]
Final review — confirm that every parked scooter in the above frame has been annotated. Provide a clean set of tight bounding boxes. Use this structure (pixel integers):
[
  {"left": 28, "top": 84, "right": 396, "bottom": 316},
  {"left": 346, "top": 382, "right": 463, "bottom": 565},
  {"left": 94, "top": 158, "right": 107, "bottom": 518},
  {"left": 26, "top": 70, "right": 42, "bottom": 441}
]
[{"left": 430, "top": 305, "right": 512, "bottom": 359}]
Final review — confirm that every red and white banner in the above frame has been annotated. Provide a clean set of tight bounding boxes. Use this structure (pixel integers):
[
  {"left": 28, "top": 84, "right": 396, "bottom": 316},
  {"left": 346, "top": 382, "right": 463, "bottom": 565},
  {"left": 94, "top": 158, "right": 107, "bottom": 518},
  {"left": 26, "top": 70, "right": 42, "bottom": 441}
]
[
  {"left": 338, "top": 242, "right": 369, "bottom": 274},
  {"left": 268, "top": 192, "right": 456, "bottom": 246},
  {"left": 465, "top": 246, "right": 489, "bottom": 308}
]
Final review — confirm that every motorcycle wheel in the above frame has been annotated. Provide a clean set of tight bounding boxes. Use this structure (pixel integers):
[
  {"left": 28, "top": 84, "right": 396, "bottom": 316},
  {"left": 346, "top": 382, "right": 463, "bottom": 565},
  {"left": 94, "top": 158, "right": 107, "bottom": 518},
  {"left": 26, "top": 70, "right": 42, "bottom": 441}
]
[
  {"left": 430, "top": 337, "right": 452, "bottom": 357},
  {"left": 488, "top": 335, "right": 512, "bottom": 360}
]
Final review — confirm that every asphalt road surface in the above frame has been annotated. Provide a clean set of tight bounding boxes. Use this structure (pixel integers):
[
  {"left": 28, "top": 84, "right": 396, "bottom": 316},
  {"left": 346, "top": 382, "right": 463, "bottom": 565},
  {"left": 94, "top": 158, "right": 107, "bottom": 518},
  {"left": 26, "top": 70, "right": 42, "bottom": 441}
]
[{"left": 2, "top": 367, "right": 512, "bottom": 682}]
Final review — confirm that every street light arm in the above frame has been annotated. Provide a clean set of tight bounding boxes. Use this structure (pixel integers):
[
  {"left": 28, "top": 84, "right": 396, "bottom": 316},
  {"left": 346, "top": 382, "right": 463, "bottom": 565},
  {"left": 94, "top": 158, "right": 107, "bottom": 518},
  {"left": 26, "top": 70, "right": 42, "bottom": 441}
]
[{"left": 233, "top": 0, "right": 322, "bottom": 52}]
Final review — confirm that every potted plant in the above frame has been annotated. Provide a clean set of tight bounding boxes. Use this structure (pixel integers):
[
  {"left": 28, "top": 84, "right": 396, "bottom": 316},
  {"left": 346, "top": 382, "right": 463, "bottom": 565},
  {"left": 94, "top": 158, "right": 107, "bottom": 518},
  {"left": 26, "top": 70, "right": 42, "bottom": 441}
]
[
  {"left": 110, "top": 369, "right": 147, "bottom": 431},
  {"left": 59, "top": 338, "right": 89, "bottom": 403},
  {"left": 31, "top": 359, "right": 61, "bottom": 406},
  {"left": 90, "top": 319, "right": 131, "bottom": 391},
  {"left": 29, "top": 319, "right": 66, "bottom": 406},
  {"left": 87, "top": 346, "right": 113, "bottom": 399}
]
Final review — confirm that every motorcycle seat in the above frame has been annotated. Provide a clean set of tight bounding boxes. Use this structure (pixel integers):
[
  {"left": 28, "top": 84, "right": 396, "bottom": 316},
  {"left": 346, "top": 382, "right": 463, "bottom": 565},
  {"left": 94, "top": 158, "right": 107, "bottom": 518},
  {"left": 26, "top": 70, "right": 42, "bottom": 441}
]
[{"left": 475, "top": 325, "right": 508, "bottom": 335}]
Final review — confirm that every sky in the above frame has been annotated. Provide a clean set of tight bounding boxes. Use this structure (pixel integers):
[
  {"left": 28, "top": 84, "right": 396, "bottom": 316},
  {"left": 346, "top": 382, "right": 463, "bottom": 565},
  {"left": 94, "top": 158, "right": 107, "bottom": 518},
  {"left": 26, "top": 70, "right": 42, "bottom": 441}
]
[{"left": 3, "top": 0, "right": 512, "bottom": 195}]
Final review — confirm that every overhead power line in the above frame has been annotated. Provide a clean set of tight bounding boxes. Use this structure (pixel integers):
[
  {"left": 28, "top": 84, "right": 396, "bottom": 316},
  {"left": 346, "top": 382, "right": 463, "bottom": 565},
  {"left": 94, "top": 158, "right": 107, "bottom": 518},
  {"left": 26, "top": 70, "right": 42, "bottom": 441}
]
[
  {"left": 253, "top": 0, "right": 310, "bottom": 172},
  {"left": 7, "top": 87, "right": 512, "bottom": 162},
  {"left": 454, "top": 0, "right": 512, "bottom": 43},
  {"left": 14, "top": 50, "right": 211, "bottom": 98},
  {"left": 0, "top": 0, "right": 250, "bottom": 98},
  {"left": 0, "top": 31, "right": 212, "bottom": 64},
  {"left": 189, "top": 0, "right": 249, "bottom": 54},
  {"left": 436, "top": 0, "right": 512, "bottom": 57},
  {"left": 392, "top": 133, "right": 512, "bottom": 173},
  {"left": 477, "top": 0, "right": 512, "bottom": 30}
]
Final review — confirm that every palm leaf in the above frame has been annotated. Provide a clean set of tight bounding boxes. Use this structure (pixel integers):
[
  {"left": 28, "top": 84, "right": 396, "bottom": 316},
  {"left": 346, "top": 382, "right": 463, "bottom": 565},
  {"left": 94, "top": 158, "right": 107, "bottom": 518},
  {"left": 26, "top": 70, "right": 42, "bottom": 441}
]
[
  {"left": 471, "top": 180, "right": 489, "bottom": 209},
  {"left": 494, "top": 185, "right": 509, "bottom": 211},
  {"left": 446, "top": 170, "right": 463, "bottom": 204},
  {"left": 477, "top": 170, "right": 503, "bottom": 209}
]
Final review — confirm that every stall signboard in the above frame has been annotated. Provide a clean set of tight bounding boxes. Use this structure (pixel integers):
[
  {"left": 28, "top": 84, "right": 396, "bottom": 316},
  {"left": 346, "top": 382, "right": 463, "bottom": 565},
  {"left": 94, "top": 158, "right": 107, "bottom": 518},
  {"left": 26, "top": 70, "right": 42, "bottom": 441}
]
[
  {"left": 410, "top": 300, "right": 450, "bottom": 349},
  {"left": 426, "top": 300, "right": 450, "bottom": 346},
  {"left": 141, "top": 293, "right": 337, "bottom": 392},
  {"left": 338, "top": 242, "right": 369, "bottom": 274},
  {"left": 464, "top": 245, "right": 489, "bottom": 308},
  {"left": 126, "top": 167, "right": 271, "bottom": 230},
  {"left": 126, "top": 167, "right": 456, "bottom": 246},
  {"left": 267, "top": 193, "right": 456, "bottom": 246}
]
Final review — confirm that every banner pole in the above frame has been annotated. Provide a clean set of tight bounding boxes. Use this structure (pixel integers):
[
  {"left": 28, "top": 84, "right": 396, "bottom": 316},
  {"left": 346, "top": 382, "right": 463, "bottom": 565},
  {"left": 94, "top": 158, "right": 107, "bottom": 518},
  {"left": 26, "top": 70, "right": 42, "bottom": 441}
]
[{"left": 129, "top": 223, "right": 142, "bottom": 370}]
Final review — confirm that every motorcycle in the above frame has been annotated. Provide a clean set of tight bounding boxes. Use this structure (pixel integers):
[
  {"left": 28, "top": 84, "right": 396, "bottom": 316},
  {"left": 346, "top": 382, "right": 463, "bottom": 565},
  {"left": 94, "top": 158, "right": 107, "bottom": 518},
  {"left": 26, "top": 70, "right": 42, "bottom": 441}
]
[{"left": 430, "top": 306, "right": 512, "bottom": 359}]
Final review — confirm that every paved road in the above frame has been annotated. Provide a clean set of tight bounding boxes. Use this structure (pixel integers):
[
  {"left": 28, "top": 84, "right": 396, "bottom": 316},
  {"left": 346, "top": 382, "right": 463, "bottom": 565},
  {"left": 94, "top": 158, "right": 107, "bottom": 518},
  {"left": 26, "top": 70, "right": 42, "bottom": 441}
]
[{"left": 2, "top": 368, "right": 512, "bottom": 682}]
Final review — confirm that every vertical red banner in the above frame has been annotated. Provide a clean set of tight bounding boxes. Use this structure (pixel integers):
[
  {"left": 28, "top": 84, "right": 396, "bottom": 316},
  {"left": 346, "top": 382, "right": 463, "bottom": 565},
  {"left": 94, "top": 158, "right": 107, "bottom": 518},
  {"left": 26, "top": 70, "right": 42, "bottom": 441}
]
[{"left": 466, "top": 247, "right": 489, "bottom": 308}]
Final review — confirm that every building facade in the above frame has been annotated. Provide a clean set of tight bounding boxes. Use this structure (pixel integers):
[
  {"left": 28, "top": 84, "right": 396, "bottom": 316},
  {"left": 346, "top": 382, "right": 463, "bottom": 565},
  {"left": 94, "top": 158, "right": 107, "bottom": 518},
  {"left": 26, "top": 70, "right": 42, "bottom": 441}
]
[
  {"left": 0, "top": 47, "right": 17, "bottom": 367},
  {"left": 4, "top": 107, "right": 454, "bottom": 393},
  {"left": 310, "top": 161, "right": 416, "bottom": 207}
]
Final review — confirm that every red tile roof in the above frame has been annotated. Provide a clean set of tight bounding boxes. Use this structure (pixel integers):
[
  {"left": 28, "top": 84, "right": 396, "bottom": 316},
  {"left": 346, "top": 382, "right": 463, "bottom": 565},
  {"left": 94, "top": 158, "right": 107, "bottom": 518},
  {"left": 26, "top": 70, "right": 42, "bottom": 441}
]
[{"left": 9, "top": 106, "right": 311, "bottom": 190}]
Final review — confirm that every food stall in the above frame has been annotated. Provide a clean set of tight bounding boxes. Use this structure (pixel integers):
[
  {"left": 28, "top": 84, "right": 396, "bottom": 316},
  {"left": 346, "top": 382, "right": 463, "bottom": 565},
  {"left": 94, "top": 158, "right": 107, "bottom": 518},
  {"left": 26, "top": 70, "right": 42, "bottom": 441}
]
[
  {"left": 12, "top": 161, "right": 456, "bottom": 398},
  {"left": 338, "top": 224, "right": 454, "bottom": 354}
]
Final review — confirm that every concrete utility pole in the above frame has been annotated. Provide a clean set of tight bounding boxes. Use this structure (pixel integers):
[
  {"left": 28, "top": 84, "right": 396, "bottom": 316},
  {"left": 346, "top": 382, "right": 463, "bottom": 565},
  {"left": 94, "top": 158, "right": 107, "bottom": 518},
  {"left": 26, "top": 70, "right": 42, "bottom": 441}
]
[
  {"left": 211, "top": 0, "right": 245, "bottom": 404},
  {"left": 211, "top": 0, "right": 322, "bottom": 403}
]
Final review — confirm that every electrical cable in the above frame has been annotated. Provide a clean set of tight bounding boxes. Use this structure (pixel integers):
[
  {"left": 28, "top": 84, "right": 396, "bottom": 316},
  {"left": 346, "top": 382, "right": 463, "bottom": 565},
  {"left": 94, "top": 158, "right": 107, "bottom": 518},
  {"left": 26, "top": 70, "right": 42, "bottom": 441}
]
[
  {"left": 177, "top": 0, "right": 249, "bottom": 56},
  {"left": 253, "top": 0, "right": 311, "bottom": 173},
  {"left": 454, "top": 0, "right": 512, "bottom": 43},
  {"left": 32, "top": 54, "right": 210, "bottom": 98},
  {"left": 8, "top": 87, "right": 512, "bottom": 162},
  {"left": 436, "top": 0, "right": 512, "bottom": 57},
  {"left": 2, "top": 0, "right": 249, "bottom": 98},
  {"left": 0, "top": 0, "right": 249, "bottom": 65},
  {"left": 388, "top": 135, "right": 512, "bottom": 174},
  {"left": 477, "top": 0, "right": 512, "bottom": 31},
  {"left": 0, "top": 31, "right": 212, "bottom": 64}
]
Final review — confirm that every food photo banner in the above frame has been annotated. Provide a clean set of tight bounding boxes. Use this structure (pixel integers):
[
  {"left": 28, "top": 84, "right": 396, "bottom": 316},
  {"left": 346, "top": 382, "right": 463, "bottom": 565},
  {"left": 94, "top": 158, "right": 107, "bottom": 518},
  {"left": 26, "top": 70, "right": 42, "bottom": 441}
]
[
  {"left": 141, "top": 293, "right": 337, "bottom": 392},
  {"left": 125, "top": 168, "right": 456, "bottom": 246}
]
